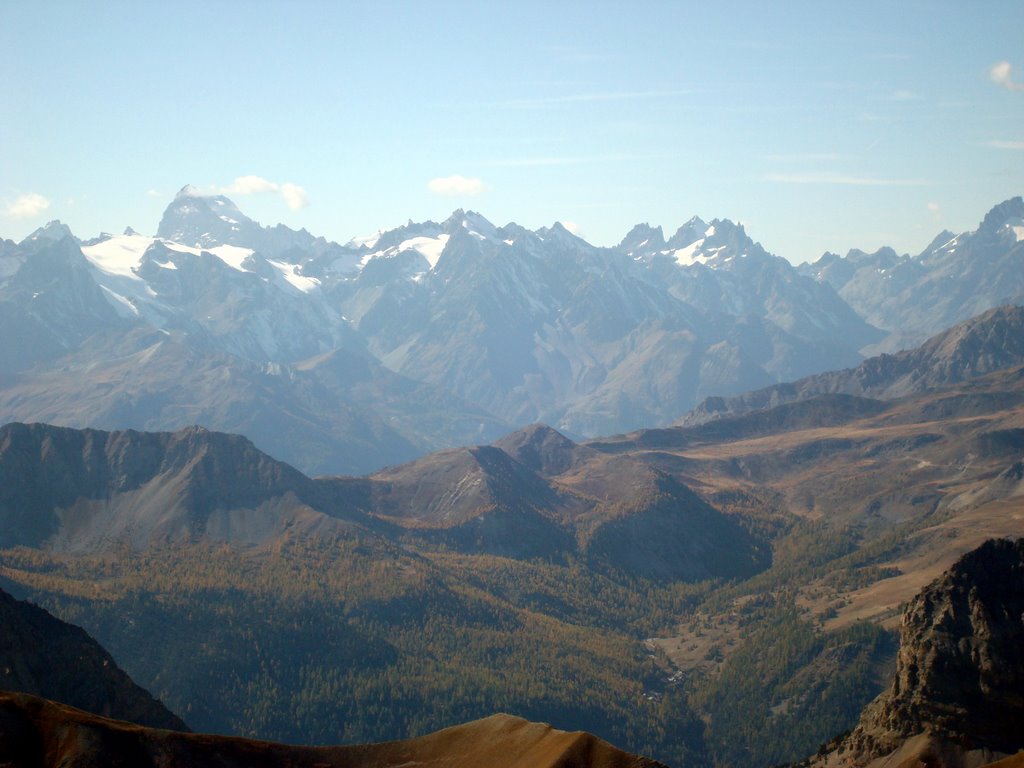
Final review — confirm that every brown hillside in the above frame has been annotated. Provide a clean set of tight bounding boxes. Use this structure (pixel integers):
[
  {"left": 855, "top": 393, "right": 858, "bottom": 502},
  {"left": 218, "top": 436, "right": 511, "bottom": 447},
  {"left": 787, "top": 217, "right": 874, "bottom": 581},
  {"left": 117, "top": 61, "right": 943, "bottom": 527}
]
[{"left": 0, "top": 691, "right": 665, "bottom": 768}]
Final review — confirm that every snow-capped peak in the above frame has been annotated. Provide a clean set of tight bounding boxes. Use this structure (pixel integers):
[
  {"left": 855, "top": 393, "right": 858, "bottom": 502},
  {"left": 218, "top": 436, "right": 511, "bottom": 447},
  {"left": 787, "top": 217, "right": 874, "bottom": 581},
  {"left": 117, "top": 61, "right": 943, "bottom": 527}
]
[
  {"left": 443, "top": 209, "right": 499, "bottom": 241},
  {"left": 21, "top": 220, "right": 76, "bottom": 245}
]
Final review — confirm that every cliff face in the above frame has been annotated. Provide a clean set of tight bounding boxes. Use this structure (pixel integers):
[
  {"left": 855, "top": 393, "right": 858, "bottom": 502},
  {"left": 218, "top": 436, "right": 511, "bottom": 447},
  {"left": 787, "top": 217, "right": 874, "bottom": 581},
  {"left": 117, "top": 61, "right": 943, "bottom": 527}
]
[{"left": 822, "top": 538, "right": 1024, "bottom": 764}]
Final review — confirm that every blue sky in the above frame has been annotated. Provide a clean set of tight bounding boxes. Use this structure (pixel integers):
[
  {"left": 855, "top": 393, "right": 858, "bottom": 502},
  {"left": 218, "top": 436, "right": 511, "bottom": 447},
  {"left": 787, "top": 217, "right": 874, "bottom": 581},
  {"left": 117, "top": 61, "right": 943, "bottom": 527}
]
[{"left": 2, "top": 1, "right": 1022, "bottom": 263}]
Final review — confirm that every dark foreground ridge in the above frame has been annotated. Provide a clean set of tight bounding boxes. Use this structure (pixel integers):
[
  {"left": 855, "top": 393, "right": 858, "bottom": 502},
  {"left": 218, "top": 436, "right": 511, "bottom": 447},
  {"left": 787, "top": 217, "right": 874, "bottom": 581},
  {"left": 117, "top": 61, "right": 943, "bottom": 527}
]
[
  {"left": 0, "top": 587, "right": 187, "bottom": 731},
  {"left": 0, "top": 692, "right": 666, "bottom": 768}
]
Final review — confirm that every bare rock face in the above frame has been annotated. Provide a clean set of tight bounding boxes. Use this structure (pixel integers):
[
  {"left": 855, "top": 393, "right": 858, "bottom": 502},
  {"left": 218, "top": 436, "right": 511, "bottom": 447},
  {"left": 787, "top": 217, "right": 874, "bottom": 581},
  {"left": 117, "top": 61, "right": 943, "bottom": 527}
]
[{"left": 838, "top": 538, "right": 1024, "bottom": 762}]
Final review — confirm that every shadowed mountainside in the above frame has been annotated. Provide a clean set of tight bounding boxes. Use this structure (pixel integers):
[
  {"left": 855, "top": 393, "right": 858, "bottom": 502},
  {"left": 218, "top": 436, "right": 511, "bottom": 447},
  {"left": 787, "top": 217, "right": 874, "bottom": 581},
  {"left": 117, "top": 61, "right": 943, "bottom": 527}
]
[{"left": 0, "top": 588, "right": 186, "bottom": 731}]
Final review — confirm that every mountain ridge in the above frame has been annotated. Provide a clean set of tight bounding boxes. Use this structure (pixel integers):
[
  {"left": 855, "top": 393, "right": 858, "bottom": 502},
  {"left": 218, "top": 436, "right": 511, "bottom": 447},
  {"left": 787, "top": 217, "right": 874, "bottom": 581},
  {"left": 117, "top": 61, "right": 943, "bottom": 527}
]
[
  {"left": 681, "top": 304, "right": 1024, "bottom": 426},
  {"left": 0, "top": 587, "right": 187, "bottom": 730}
]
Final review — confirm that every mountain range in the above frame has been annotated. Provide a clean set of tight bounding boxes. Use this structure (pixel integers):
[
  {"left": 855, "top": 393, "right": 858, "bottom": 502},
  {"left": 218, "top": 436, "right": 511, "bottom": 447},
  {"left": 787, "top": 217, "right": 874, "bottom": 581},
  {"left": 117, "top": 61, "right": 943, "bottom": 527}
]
[
  {"left": 801, "top": 196, "right": 1024, "bottom": 353},
  {"left": 2, "top": 189, "right": 1020, "bottom": 475}
]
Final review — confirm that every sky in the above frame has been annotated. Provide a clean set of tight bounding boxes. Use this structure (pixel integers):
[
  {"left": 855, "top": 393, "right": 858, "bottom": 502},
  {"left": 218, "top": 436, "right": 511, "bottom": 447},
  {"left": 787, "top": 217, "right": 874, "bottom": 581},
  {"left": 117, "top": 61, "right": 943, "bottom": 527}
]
[{"left": 1, "top": 1, "right": 1022, "bottom": 264}]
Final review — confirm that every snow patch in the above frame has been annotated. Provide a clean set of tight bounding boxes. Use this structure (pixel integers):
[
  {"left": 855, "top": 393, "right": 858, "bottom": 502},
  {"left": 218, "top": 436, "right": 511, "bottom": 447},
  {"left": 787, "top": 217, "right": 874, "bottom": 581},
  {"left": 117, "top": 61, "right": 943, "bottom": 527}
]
[
  {"left": 348, "top": 231, "right": 383, "bottom": 250},
  {"left": 672, "top": 238, "right": 708, "bottom": 266},
  {"left": 399, "top": 234, "right": 450, "bottom": 268},
  {"left": 704, "top": 224, "right": 716, "bottom": 237},
  {"left": 208, "top": 244, "right": 254, "bottom": 271},
  {"left": 268, "top": 259, "right": 320, "bottom": 292},
  {"left": 81, "top": 233, "right": 155, "bottom": 279},
  {"left": 163, "top": 241, "right": 202, "bottom": 256},
  {"left": 100, "top": 285, "right": 140, "bottom": 317}
]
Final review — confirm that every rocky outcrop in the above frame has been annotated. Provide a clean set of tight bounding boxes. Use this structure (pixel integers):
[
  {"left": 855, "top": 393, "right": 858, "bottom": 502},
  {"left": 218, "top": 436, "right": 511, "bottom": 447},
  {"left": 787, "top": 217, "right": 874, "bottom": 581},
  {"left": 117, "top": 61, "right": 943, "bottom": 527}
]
[{"left": 811, "top": 538, "right": 1024, "bottom": 766}]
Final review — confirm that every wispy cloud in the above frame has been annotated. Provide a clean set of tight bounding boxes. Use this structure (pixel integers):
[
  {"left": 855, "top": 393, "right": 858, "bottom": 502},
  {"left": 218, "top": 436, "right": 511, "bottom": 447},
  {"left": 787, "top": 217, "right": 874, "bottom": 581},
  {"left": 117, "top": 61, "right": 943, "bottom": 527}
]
[
  {"left": 987, "top": 139, "right": 1024, "bottom": 150},
  {"left": 427, "top": 175, "right": 486, "bottom": 197},
  {"left": 765, "top": 172, "right": 926, "bottom": 186},
  {"left": 765, "top": 152, "right": 843, "bottom": 163},
  {"left": 211, "top": 175, "right": 310, "bottom": 210},
  {"left": 224, "top": 175, "right": 279, "bottom": 195},
  {"left": 888, "top": 89, "right": 921, "bottom": 101},
  {"left": 482, "top": 152, "right": 668, "bottom": 168},
  {"left": 6, "top": 192, "right": 50, "bottom": 219},
  {"left": 990, "top": 60, "right": 1024, "bottom": 91},
  {"left": 494, "top": 89, "right": 695, "bottom": 108},
  {"left": 280, "top": 183, "right": 309, "bottom": 211}
]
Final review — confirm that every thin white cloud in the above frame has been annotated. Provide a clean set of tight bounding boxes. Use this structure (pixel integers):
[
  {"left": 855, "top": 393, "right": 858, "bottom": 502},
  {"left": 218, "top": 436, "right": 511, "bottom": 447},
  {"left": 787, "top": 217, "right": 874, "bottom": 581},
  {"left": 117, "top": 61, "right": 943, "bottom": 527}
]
[
  {"left": 212, "top": 176, "right": 310, "bottom": 210},
  {"left": 6, "top": 192, "right": 50, "bottom": 219},
  {"left": 889, "top": 89, "right": 921, "bottom": 101},
  {"left": 560, "top": 221, "right": 583, "bottom": 237},
  {"left": 280, "top": 182, "right": 310, "bottom": 210},
  {"left": 427, "top": 175, "right": 486, "bottom": 197},
  {"left": 990, "top": 60, "right": 1024, "bottom": 91},
  {"left": 485, "top": 156, "right": 588, "bottom": 168},
  {"left": 765, "top": 152, "right": 843, "bottom": 163},
  {"left": 765, "top": 172, "right": 926, "bottom": 186},
  {"left": 987, "top": 139, "right": 1024, "bottom": 150},
  {"left": 146, "top": 188, "right": 162, "bottom": 198},
  {"left": 482, "top": 152, "right": 669, "bottom": 168},
  {"left": 927, "top": 202, "right": 941, "bottom": 213},
  {"left": 495, "top": 89, "right": 696, "bottom": 108},
  {"left": 224, "top": 175, "right": 279, "bottom": 195}
]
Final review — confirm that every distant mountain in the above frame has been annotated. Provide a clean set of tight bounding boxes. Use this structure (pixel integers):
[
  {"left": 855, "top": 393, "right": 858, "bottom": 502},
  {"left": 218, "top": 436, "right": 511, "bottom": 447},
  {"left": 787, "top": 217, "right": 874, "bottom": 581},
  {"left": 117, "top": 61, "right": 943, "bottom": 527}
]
[
  {"left": 4, "top": 190, "right": 1022, "bottom": 473},
  {"left": 805, "top": 538, "right": 1024, "bottom": 767},
  {"left": 0, "top": 587, "right": 186, "bottom": 730},
  {"left": 0, "top": 695, "right": 664, "bottom": 768},
  {"left": 0, "top": 325, "right": 505, "bottom": 477},
  {"left": 681, "top": 304, "right": 1024, "bottom": 426},
  {"left": 0, "top": 189, "right": 890, "bottom": 475},
  {"left": 802, "top": 196, "right": 1024, "bottom": 352},
  {"left": 333, "top": 210, "right": 878, "bottom": 436}
]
